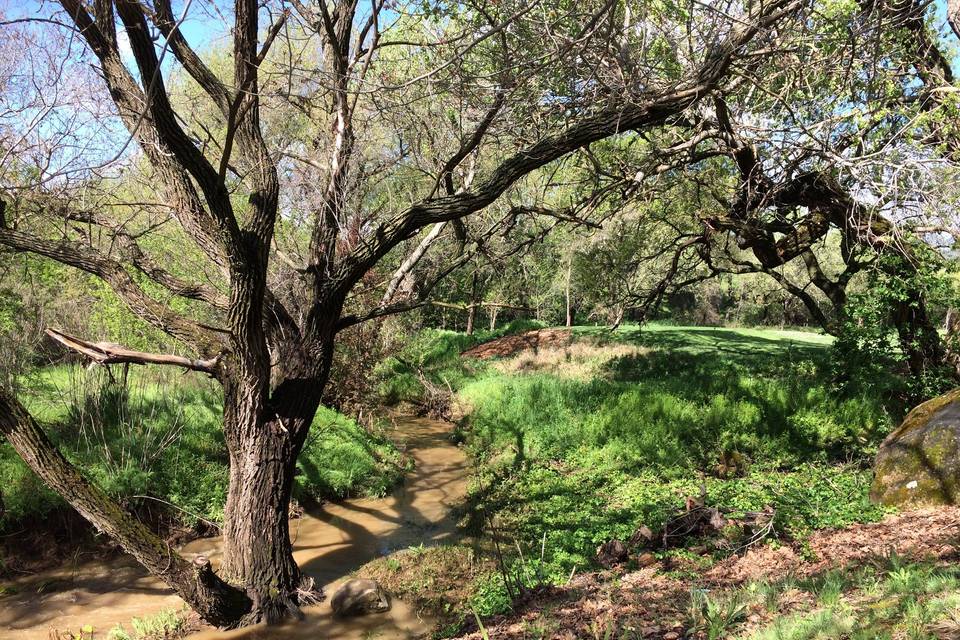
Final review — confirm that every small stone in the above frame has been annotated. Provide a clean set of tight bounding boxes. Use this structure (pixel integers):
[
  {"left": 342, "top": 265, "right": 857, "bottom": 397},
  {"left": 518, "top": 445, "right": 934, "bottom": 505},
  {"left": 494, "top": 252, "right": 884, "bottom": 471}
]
[
  {"left": 330, "top": 579, "right": 391, "bottom": 616},
  {"left": 664, "top": 632, "right": 680, "bottom": 640}
]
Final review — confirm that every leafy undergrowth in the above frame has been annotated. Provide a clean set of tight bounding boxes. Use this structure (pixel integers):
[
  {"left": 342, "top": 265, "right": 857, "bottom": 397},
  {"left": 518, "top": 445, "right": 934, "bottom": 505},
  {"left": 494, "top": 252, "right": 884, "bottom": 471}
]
[
  {"left": 372, "top": 322, "right": 915, "bottom": 636},
  {"left": 1, "top": 365, "right": 407, "bottom": 544},
  {"left": 449, "top": 508, "right": 960, "bottom": 640},
  {"left": 420, "top": 324, "right": 895, "bottom": 576}
]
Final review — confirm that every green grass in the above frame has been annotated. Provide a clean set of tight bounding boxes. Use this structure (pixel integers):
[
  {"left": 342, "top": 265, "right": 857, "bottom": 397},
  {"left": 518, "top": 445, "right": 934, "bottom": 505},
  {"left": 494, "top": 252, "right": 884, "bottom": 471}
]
[
  {"left": 741, "top": 559, "right": 960, "bottom": 640},
  {"left": 386, "top": 323, "right": 896, "bottom": 576},
  {"left": 1, "top": 365, "right": 407, "bottom": 532},
  {"left": 375, "top": 318, "right": 546, "bottom": 404},
  {"left": 106, "top": 608, "right": 188, "bottom": 640}
]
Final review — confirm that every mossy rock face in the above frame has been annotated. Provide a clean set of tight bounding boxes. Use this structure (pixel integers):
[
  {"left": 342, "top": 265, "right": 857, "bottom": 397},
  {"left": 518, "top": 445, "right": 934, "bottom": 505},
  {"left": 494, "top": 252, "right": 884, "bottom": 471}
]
[{"left": 871, "top": 388, "right": 960, "bottom": 507}]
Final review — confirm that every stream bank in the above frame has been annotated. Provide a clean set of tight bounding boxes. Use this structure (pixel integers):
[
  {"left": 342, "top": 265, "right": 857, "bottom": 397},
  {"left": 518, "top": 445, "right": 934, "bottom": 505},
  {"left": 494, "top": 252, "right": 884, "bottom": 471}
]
[{"left": 0, "top": 415, "right": 468, "bottom": 640}]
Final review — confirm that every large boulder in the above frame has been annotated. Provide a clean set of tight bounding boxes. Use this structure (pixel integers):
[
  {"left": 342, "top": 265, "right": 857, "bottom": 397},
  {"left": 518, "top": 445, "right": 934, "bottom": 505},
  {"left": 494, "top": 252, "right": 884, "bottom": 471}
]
[
  {"left": 872, "top": 388, "right": 960, "bottom": 506},
  {"left": 330, "top": 579, "right": 391, "bottom": 616}
]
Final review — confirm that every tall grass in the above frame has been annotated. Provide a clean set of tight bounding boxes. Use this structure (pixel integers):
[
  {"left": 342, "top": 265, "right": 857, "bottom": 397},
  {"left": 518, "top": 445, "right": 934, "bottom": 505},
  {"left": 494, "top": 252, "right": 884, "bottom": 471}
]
[{"left": 1, "top": 365, "right": 407, "bottom": 532}]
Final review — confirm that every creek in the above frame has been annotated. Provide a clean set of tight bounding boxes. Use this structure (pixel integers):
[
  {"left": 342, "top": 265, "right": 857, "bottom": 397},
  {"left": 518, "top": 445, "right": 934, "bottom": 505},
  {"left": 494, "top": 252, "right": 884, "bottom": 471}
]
[{"left": 0, "top": 416, "right": 468, "bottom": 640}]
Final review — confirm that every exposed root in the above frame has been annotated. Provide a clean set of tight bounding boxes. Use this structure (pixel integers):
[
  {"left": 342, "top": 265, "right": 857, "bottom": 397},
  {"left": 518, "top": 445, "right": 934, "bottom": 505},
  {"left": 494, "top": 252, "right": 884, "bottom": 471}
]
[
  {"left": 296, "top": 575, "right": 325, "bottom": 606},
  {"left": 232, "top": 576, "right": 323, "bottom": 628}
]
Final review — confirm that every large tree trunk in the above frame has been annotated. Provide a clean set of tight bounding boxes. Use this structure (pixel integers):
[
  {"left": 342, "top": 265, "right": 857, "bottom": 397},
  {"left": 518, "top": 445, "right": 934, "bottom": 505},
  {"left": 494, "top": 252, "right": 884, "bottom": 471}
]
[
  {"left": 215, "top": 343, "right": 331, "bottom": 624},
  {"left": 220, "top": 418, "right": 307, "bottom": 624}
]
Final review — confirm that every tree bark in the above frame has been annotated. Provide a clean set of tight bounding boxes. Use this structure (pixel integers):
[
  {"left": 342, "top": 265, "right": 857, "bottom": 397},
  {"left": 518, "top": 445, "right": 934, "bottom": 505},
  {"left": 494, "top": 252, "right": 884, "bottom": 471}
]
[
  {"left": 214, "top": 344, "right": 331, "bottom": 624},
  {"left": 219, "top": 425, "right": 306, "bottom": 624},
  {"left": 466, "top": 272, "right": 478, "bottom": 336},
  {"left": 891, "top": 294, "right": 948, "bottom": 383},
  {"left": 0, "top": 391, "right": 251, "bottom": 626}
]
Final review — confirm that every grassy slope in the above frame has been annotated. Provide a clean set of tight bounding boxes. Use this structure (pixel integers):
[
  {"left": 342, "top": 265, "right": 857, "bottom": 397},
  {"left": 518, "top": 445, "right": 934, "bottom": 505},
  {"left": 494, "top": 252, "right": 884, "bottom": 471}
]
[
  {"left": 1, "top": 365, "right": 407, "bottom": 533},
  {"left": 372, "top": 322, "right": 906, "bottom": 631},
  {"left": 455, "top": 324, "right": 891, "bottom": 571},
  {"left": 376, "top": 324, "right": 960, "bottom": 639}
]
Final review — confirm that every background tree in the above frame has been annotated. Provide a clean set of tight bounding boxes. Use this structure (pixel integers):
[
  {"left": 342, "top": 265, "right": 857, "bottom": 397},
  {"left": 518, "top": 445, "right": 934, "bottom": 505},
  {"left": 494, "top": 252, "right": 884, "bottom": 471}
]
[{"left": 560, "top": 0, "right": 960, "bottom": 396}]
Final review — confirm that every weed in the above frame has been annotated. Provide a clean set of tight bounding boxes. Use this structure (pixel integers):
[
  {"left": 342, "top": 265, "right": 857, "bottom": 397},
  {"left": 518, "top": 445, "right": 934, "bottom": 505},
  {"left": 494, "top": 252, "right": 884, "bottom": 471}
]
[
  {"left": 688, "top": 588, "right": 748, "bottom": 639},
  {"left": 107, "top": 608, "right": 186, "bottom": 639}
]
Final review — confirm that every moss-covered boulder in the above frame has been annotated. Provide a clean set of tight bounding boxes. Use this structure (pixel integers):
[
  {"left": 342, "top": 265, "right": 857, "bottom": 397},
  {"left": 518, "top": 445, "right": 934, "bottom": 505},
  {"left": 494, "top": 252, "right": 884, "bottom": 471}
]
[{"left": 871, "top": 388, "right": 960, "bottom": 506}]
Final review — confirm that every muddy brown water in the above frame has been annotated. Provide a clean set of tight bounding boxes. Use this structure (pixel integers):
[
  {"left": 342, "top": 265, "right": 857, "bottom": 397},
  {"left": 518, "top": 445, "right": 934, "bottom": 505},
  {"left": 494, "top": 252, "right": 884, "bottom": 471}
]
[{"left": 0, "top": 416, "right": 468, "bottom": 639}]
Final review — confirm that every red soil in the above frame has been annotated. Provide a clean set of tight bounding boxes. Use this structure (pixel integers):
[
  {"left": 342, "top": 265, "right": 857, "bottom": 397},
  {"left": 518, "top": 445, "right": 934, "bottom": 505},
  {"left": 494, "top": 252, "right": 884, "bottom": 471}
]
[{"left": 461, "top": 329, "right": 573, "bottom": 359}]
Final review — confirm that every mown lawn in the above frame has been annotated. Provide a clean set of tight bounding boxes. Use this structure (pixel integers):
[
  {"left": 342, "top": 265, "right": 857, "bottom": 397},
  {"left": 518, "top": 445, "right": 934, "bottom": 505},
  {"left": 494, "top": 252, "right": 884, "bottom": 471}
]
[{"left": 0, "top": 365, "right": 408, "bottom": 533}]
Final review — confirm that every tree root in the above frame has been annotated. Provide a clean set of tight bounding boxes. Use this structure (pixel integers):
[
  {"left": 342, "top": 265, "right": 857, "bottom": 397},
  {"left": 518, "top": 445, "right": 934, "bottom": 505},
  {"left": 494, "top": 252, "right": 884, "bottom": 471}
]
[{"left": 232, "top": 575, "right": 325, "bottom": 628}]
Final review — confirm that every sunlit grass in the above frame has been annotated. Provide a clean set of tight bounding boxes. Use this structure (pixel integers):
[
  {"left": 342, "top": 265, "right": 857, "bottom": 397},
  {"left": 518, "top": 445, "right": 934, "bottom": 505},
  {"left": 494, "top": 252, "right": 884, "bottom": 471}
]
[
  {"left": 384, "top": 323, "right": 894, "bottom": 574},
  {"left": 742, "top": 562, "right": 960, "bottom": 640},
  {"left": 1, "top": 365, "right": 406, "bottom": 531}
]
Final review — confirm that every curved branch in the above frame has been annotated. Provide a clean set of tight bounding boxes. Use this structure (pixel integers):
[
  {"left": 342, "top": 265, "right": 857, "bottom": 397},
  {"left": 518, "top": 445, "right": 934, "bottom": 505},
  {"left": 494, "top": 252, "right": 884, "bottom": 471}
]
[
  {"left": 332, "top": 0, "right": 802, "bottom": 297},
  {"left": 0, "top": 225, "right": 222, "bottom": 353},
  {"left": 0, "top": 391, "right": 250, "bottom": 626}
]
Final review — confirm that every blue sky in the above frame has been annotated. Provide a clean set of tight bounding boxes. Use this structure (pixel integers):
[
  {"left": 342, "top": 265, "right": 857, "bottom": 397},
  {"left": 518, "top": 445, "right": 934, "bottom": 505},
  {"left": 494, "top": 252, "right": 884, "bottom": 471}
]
[{"left": 3, "top": 0, "right": 230, "bottom": 56}]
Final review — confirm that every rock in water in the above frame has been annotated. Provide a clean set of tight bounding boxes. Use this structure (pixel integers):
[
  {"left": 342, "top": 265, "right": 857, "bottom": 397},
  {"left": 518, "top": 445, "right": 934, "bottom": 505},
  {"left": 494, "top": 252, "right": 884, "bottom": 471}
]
[
  {"left": 330, "top": 579, "right": 391, "bottom": 616},
  {"left": 872, "top": 388, "right": 960, "bottom": 506}
]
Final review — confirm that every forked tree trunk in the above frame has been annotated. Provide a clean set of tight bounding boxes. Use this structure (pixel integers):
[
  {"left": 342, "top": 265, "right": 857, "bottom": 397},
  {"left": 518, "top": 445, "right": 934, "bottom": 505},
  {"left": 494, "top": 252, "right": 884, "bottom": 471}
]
[{"left": 213, "top": 345, "right": 332, "bottom": 624}]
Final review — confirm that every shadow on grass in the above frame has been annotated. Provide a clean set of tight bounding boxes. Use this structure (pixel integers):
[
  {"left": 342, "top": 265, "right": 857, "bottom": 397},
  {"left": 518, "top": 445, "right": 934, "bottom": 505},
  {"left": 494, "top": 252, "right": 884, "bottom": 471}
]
[
  {"left": 614, "top": 325, "right": 830, "bottom": 371},
  {"left": 459, "top": 326, "right": 892, "bottom": 573}
]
